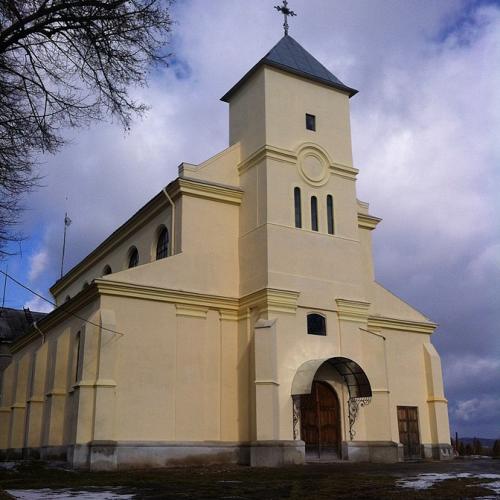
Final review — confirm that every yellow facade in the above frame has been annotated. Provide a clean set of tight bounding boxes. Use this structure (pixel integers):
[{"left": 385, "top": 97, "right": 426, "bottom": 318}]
[{"left": 0, "top": 36, "right": 452, "bottom": 469}]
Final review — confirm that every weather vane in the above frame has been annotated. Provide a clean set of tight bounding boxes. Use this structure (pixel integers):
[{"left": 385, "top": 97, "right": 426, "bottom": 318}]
[{"left": 274, "top": 0, "right": 296, "bottom": 36}]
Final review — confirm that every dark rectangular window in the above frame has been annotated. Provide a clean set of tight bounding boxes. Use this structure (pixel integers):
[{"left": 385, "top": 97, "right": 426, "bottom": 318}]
[
  {"left": 294, "top": 187, "right": 302, "bottom": 228},
  {"left": 327, "top": 195, "right": 335, "bottom": 235},
  {"left": 307, "top": 314, "right": 326, "bottom": 336},
  {"left": 311, "top": 196, "right": 318, "bottom": 231},
  {"left": 306, "top": 113, "right": 316, "bottom": 131}
]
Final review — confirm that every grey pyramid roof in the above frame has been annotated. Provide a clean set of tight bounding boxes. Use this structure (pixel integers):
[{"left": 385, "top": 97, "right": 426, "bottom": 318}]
[{"left": 221, "top": 35, "right": 357, "bottom": 102}]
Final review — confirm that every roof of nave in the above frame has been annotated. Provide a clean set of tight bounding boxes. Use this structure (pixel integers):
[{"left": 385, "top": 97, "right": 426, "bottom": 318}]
[
  {"left": 0, "top": 307, "right": 46, "bottom": 342},
  {"left": 221, "top": 34, "right": 358, "bottom": 102}
]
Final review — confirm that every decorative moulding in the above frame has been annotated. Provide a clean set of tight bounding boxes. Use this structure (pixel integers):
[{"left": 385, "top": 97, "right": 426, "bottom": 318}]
[
  {"left": 238, "top": 144, "right": 297, "bottom": 174},
  {"left": 357, "top": 213, "right": 382, "bottom": 230},
  {"left": 240, "top": 288, "right": 300, "bottom": 315},
  {"left": 427, "top": 397, "right": 448, "bottom": 404},
  {"left": 297, "top": 145, "right": 329, "bottom": 187},
  {"left": 335, "top": 298, "right": 371, "bottom": 323},
  {"left": 237, "top": 143, "right": 359, "bottom": 182},
  {"left": 169, "top": 177, "right": 243, "bottom": 206},
  {"left": 368, "top": 315, "right": 437, "bottom": 334},
  {"left": 175, "top": 304, "right": 209, "bottom": 318}
]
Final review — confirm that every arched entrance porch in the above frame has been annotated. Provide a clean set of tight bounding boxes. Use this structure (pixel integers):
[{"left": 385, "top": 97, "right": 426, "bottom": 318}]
[{"left": 291, "top": 357, "right": 372, "bottom": 461}]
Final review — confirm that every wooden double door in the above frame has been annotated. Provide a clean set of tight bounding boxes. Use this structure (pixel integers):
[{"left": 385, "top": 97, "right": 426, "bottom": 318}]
[
  {"left": 397, "top": 406, "right": 421, "bottom": 459},
  {"left": 300, "top": 381, "right": 341, "bottom": 460}
]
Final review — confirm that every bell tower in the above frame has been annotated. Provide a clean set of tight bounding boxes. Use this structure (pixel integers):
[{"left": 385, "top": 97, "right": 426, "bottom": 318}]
[
  {"left": 221, "top": 34, "right": 363, "bottom": 299},
  {"left": 221, "top": 34, "right": 358, "bottom": 167}
]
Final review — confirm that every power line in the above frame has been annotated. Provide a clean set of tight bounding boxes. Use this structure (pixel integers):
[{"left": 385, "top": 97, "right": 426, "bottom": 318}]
[
  {"left": 0, "top": 269, "right": 124, "bottom": 337},
  {"left": 1, "top": 265, "right": 7, "bottom": 310}
]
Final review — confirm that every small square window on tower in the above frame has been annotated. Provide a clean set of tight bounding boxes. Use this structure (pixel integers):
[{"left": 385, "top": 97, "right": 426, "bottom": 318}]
[{"left": 306, "top": 113, "right": 316, "bottom": 131}]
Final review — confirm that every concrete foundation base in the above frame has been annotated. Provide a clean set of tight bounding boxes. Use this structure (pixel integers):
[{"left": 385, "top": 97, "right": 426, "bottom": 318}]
[
  {"left": 40, "top": 445, "right": 67, "bottom": 461},
  {"left": 82, "top": 441, "right": 251, "bottom": 471},
  {"left": 249, "top": 440, "right": 305, "bottom": 467},
  {"left": 342, "top": 441, "right": 404, "bottom": 463},
  {"left": 0, "top": 448, "right": 23, "bottom": 460},
  {"left": 2, "top": 440, "right": 454, "bottom": 469},
  {"left": 422, "top": 443, "right": 454, "bottom": 460}
]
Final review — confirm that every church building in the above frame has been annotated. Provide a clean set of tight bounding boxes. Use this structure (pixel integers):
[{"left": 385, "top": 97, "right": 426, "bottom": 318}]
[{"left": 0, "top": 30, "right": 453, "bottom": 469}]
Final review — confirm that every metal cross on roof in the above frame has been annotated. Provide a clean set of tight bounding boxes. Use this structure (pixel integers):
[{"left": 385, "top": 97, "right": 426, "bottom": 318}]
[{"left": 274, "top": 0, "right": 296, "bottom": 36}]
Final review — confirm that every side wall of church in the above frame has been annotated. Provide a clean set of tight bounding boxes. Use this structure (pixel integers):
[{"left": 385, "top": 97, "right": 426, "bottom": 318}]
[
  {"left": 0, "top": 300, "right": 100, "bottom": 459},
  {"left": 99, "top": 293, "right": 248, "bottom": 443}
]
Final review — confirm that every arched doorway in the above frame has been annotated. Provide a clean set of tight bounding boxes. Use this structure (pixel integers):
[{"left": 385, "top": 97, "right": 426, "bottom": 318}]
[
  {"left": 291, "top": 357, "right": 372, "bottom": 460},
  {"left": 300, "top": 381, "right": 341, "bottom": 460}
]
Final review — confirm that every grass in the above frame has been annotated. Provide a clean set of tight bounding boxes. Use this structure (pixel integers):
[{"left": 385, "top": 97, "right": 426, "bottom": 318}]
[{"left": 0, "top": 459, "right": 499, "bottom": 499}]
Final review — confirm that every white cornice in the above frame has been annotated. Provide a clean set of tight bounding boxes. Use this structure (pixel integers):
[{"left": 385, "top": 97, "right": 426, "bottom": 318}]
[
  {"left": 171, "top": 177, "right": 243, "bottom": 206},
  {"left": 335, "top": 298, "right": 371, "bottom": 323},
  {"left": 240, "top": 288, "right": 300, "bottom": 315},
  {"left": 238, "top": 143, "right": 359, "bottom": 181},
  {"left": 368, "top": 315, "right": 437, "bottom": 334},
  {"left": 358, "top": 213, "right": 382, "bottom": 230}
]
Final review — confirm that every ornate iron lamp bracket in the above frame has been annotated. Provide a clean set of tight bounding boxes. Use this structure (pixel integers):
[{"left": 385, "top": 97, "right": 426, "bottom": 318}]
[
  {"left": 348, "top": 397, "right": 371, "bottom": 440},
  {"left": 292, "top": 395, "right": 301, "bottom": 440}
]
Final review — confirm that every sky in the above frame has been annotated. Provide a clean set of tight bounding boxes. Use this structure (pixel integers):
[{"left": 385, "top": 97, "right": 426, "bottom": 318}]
[{"left": 1, "top": 0, "right": 499, "bottom": 439}]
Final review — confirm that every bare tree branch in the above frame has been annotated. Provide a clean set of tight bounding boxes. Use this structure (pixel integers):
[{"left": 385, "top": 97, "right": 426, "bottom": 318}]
[{"left": 0, "top": 0, "right": 173, "bottom": 256}]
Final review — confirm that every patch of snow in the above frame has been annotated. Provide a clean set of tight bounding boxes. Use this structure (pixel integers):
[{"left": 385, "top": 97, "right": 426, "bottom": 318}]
[
  {"left": 477, "top": 480, "right": 500, "bottom": 496},
  {"left": 397, "top": 472, "right": 500, "bottom": 491},
  {"left": 397, "top": 472, "right": 471, "bottom": 490},
  {"left": 6, "top": 489, "right": 135, "bottom": 499},
  {"left": 0, "top": 461, "right": 18, "bottom": 470}
]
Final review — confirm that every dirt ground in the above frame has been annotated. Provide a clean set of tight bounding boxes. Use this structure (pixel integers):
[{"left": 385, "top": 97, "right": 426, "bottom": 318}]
[{"left": 0, "top": 458, "right": 499, "bottom": 499}]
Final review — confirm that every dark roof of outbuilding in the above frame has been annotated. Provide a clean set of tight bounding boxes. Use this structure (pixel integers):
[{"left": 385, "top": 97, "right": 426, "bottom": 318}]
[
  {"left": 221, "top": 35, "right": 358, "bottom": 102},
  {"left": 0, "top": 307, "right": 46, "bottom": 342}
]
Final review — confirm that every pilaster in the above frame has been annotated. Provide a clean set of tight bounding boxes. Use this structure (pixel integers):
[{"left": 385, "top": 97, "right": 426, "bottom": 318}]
[
  {"left": 25, "top": 342, "right": 48, "bottom": 449},
  {"left": 93, "top": 311, "right": 118, "bottom": 441},
  {"left": 254, "top": 319, "right": 279, "bottom": 441},
  {"left": 423, "top": 343, "right": 451, "bottom": 447},
  {"left": 9, "top": 353, "right": 30, "bottom": 450},
  {"left": 43, "top": 331, "right": 70, "bottom": 447}
]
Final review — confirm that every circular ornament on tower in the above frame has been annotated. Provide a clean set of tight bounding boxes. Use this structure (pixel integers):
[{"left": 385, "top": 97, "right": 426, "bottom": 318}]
[{"left": 297, "top": 145, "right": 329, "bottom": 186}]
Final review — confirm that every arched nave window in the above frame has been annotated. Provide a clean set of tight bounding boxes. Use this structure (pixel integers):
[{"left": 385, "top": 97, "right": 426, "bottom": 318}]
[
  {"left": 102, "top": 265, "right": 112, "bottom": 276},
  {"left": 156, "top": 227, "right": 169, "bottom": 260},
  {"left": 128, "top": 247, "right": 139, "bottom": 268}
]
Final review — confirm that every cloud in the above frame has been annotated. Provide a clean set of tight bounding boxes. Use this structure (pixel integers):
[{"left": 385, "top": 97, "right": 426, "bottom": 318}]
[
  {"left": 452, "top": 397, "right": 500, "bottom": 426},
  {"left": 28, "top": 249, "right": 49, "bottom": 282},
  {"left": 24, "top": 294, "right": 54, "bottom": 314},
  {"left": 444, "top": 355, "right": 500, "bottom": 396}
]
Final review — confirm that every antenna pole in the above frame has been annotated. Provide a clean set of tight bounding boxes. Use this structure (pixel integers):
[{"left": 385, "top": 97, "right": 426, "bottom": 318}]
[
  {"left": 1, "top": 265, "right": 7, "bottom": 311},
  {"left": 60, "top": 212, "right": 71, "bottom": 279}
]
